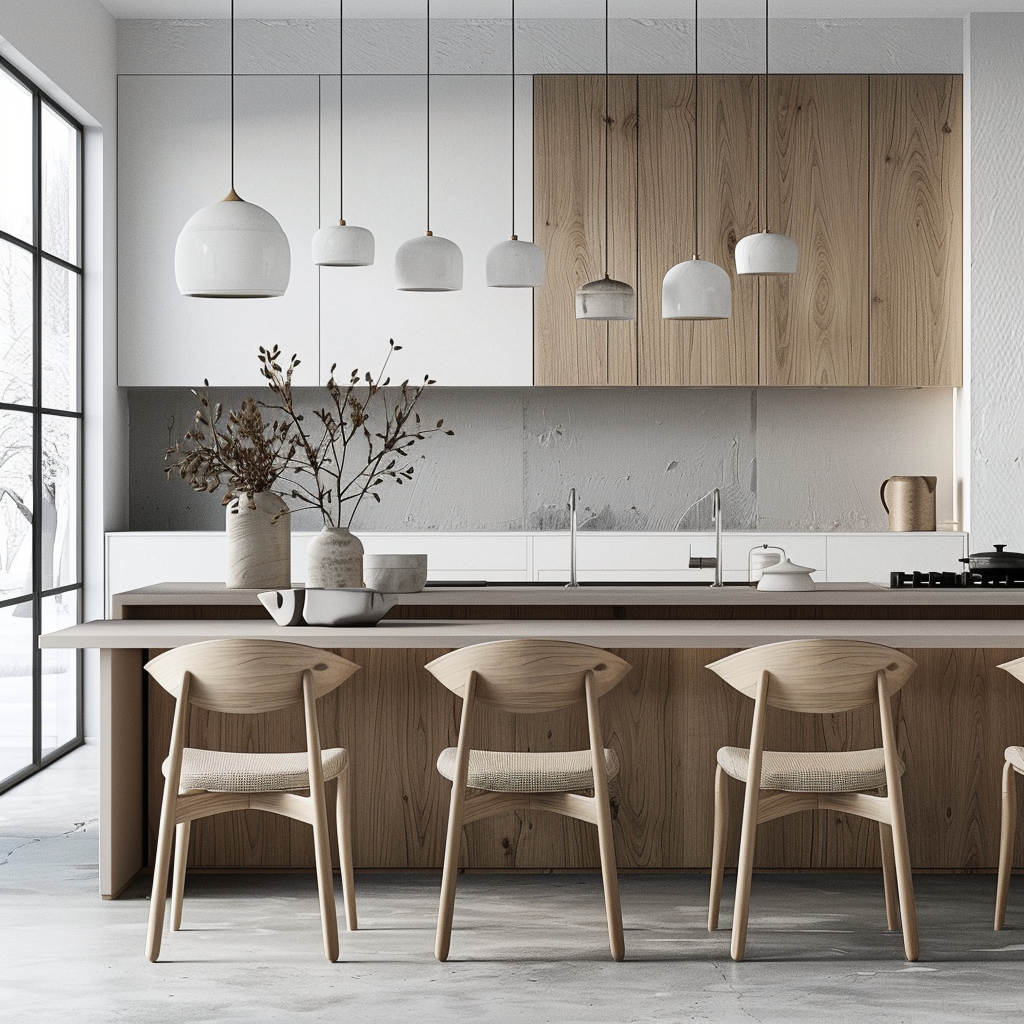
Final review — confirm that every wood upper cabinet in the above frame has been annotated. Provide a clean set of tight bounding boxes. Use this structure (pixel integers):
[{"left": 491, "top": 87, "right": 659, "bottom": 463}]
[
  {"left": 534, "top": 75, "right": 638, "bottom": 386},
  {"left": 638, "top": 75, "right": 759, "bottom": 386},
  {"left": 761, "top": 75, "right": 869, "bottom": 386},
  {"left": 869, "top": 75, "right": 963, "bottom": 387},
  {"left": 534, "top": 73, "right": 962, "bottom": 388}
]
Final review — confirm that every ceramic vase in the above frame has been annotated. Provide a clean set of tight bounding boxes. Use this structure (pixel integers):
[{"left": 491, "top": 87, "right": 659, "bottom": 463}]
[
  {"left": 225, "top": 492, "right": 291, "bottom": 589},
  {"left": 305, "top": 525, "right": 364, "bottom": 588}
]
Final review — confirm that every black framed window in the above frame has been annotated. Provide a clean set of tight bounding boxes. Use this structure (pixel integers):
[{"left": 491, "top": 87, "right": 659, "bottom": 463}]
[{"left": 0, "top": 54, "right": 84, "bottom": 792}]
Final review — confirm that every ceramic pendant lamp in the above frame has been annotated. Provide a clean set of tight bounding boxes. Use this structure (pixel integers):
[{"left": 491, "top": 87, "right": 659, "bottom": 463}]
[
  {"left": 662, "top": 0, "right": 731, "bottom": 320},
  {"left": 575, "top": 0, "right": 635, "bottom": 321},
  {"left": 734, "top": 0, "right": 798, "bottom": 276},
  {"left": 312, "top": 0, "right": 374, "bottom": 267},
  {"left": 175, "top": 0, "right": 290, "bottom": 298},
  {"left": 395, "top": 0, "right": 463, "bottom": 292},
  {"left": 487, "top": 0, "right": 545, "bottom": 288}
]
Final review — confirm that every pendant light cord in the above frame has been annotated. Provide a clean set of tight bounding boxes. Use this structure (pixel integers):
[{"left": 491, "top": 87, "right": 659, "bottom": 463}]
[
  {"left": 426, "top": 0, "right": 431, "bottom": 232},
  {"left": 763, "top": 0, "right": 769, "bottom": 232},
  {"left": 230, "top": 0, "right": 235, "bottom": 192},
  {"left": 344, "top": 0, "right": 348, "bottom": 220},
  {"left": 692, "top": 0, "right": 699, "bottom": 258},
  {"left": 510, "top": 0, "right": 516, "bottom": 237},
  {"left": 604, "top": 0, "right": 610, "bottom": 278}
]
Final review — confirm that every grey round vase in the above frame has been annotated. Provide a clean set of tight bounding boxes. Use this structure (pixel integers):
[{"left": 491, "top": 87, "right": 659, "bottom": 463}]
[{"left": 305, "top": 526, "right": 364, "bottom": 588}]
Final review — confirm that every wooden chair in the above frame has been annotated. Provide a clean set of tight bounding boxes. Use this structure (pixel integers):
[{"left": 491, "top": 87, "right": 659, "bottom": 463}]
[
  {"left": 706, "top": 638, "right": 918, "bottom": 962},
  {"left": 425, "top": 639, "right": 631, "bottom": 962},
  {"left": 144, "top": 639, "right": 360, "bottom": 962},
  {"left": 994, "top": 655, "right": 1024, "bottom": 930}
]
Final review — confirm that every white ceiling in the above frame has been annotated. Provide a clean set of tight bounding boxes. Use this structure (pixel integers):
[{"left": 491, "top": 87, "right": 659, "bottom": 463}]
[{"left": 92, "top": 0, "right": 1024, "bottom": 19}]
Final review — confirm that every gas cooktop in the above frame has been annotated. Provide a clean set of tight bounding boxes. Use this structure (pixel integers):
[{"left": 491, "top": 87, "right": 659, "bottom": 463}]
[{"left": 890, "top": 571, "right": 1024, "bottom": 589}]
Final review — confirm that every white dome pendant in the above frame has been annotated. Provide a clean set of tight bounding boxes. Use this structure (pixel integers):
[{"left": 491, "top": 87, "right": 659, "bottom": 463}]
[
  {"left": 175, "top": 188, "right": 290, "bottom": 298},
  {"left": 487, "top": 235, "right": 545, "bottom": 288},
  {"left": 662, "top": 256, "right": 732, "bottom": 320},
  {"left": 576, "top": 274, "right": 636, "bottom": 321},
  {"left": 395, "top": 231, "right": 463, "bottom": 292}
]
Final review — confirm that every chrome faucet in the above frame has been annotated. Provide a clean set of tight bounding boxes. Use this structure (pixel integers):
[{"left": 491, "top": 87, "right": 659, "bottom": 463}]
[
  {"left": 566, "top": 487, "right": 579, "bottom": 588},
  {"left": 687, "top": 487, "right": 724, "bottom": 587}
]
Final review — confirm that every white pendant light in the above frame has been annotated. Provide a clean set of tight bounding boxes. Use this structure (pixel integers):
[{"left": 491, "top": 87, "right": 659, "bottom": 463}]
[
  {"left": 396, "top": 0, "right": 462, "bottom": 292},
  {"left": 312, "top": 0, "right": 374, "bottom": 267},
  {"left": 487, "top": 0, "right": 544, "bottom": 288},
  {"left": 175, "top": 0, "right": 290, "bottom": 298},
  {"left": 735, "top": 0, "right": 797, "bottom": 276},
  {"left": 576, "top": 0, "right": 635, "bottom": 321},
  {"left": 663, "top": 0, "right": 731, "bottom": 320}
]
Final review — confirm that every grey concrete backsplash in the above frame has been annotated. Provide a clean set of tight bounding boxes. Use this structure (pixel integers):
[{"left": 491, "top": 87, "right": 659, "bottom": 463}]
[{"left": 131, "top": 386, "right": 954, "bottom": 535}]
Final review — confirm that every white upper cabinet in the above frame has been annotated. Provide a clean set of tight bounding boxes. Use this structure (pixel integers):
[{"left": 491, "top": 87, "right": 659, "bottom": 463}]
[
  {"left": 118, "top": 73, "right": 535, "bottom": 387},
  {"left": 117, "top": 75, "right": 320, "bottom": 387}
]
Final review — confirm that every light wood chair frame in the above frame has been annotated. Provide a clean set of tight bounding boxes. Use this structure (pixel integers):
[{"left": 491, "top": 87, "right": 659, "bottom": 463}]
[
  {"left": 706, "top": 639, "right": 919, "bottom": 962},
  {"left": 426, "top": 639, "right": 631, "bottom": 962},
  {"left": 994, "top": 655, "right": 1024, "bottom": 930},
  {"left": 144, "top": 639, "right": 360, "bottom": 962}
]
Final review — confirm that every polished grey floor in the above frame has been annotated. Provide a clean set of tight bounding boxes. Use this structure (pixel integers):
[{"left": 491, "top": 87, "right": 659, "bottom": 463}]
[{"left": 3, "top": 745, "right": 1023, "bottom": 1024}]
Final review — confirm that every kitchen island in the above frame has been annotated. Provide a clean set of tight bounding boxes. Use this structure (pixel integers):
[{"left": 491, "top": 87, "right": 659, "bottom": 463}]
[{"left": 44, "top": 583, "right": 1024, "bottom": 897}]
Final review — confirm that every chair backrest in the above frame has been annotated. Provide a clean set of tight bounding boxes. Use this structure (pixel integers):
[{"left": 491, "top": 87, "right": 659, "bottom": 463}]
[
  {"left": 707, "top": 639, "right": 916, "bottom": 714},
  {"left": 145, "top": 639, "right": 360, "bottom": 714},
  {"left": 425, "top": 639, "right": 631, "bottom": 713},
  {"left": 1000, "top": 656, "right": 1024, "bottom": 685}
]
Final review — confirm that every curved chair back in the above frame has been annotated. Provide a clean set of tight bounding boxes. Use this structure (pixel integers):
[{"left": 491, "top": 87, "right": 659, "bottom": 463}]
[
  {"left": 707, "top": 638, "right": 916, "bottom": 714},
  {"left": 145, "top": 639, "right": 359, "bottom": 714},
  {"left": 999, "top": 656, "right": 1024, "bottom": 685},
  {"left": 425, "top": 639, "right": 631, "bottom": 713}
]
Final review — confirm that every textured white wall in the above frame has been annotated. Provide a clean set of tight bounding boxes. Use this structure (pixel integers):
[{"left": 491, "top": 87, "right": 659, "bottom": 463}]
[{"left": 970, "top": 13, "right": 1024, "bottom": 550}]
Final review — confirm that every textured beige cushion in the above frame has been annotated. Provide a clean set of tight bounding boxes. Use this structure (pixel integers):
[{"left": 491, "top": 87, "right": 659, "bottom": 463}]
[
  {"left": 163, "top": 747, "right": 348, "bottom": 793},
  {"left": 436, "top": 747, "right": 620, "bottom": 793},
  {"left": 1006, "top": 746, "right": 1024, "bottom": 774},
  {"left": 717, "top": 746, "right": 903, "bottom": 794}
]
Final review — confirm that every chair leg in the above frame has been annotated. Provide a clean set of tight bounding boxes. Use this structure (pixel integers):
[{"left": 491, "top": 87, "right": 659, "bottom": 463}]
[
  {"left": 996, "top": 760, "right": 1018, "bottom": 931},
  {"left": 310, "top": 786, "right": 340, "bottom": 962},
  {"left": 436, "top": 785, "right": 468, "bottom": 962},
  {"left": 730, "top": 783, "right": 760, "bottom": 962},
  {"left": 709, "top": 764, "right": 729, "bottom": 932},
  {"left": 879, "top": 820, "right": 900, "bottom": 932},
  {"left": 594, "top": 791, "right": 625, "bottom": 962},
  {"left": 888, "top": 785, "right": 919, "bottom": 962},
  {"left": 335, "top": 768, "right": 358, "bottom": 932},
  {"left": 170, "top": 819, "right": 191, "bottom": 931},
  {"left": 146, "top": 790, "right": 178, "bottom": 962}
]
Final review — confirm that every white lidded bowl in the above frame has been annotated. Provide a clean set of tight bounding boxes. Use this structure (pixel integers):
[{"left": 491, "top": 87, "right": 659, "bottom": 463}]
[
  {"left": 363, "top": 554, "right": 428, "bottom": 594},
  {"left": 258, "top": 588, "right": 395, "bottom": 626},
  {"left": 756, "top": 557, "right": 817, "bottom": 592}
]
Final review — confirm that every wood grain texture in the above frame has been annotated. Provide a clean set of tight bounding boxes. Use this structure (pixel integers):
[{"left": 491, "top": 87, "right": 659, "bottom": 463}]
[
  {"left": 762, "top": 76, "right": 869, "bottom": 386},
  {"left": 869, "top": 75, "right": 963, "bottom": 387},
  {"left": 637, "top": 75, "right": 759, "bottom": 386},
  {"left": 534, "top": 75, "right": 638, "bottom": 386},
  {"left": 147, "top": 644, "right": 1024, "bottom": 873}
]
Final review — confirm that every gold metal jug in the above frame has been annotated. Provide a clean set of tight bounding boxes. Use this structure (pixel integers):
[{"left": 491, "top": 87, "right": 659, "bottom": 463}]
[{"left": 880, "top": 476, "right": 937, "bottom": 532}]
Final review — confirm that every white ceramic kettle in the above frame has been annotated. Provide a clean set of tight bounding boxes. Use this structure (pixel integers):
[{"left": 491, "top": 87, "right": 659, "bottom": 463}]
[{"left": 756, "top": 557, "right": 817, "bottom": 592}]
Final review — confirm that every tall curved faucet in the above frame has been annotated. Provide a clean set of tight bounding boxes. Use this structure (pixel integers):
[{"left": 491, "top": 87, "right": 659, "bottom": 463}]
[
  {"left": 566, "top": 487, "right": 579, "bottom": 588},
  {"left": 687, "top": 487, "right": 724, "bottom": 587}
]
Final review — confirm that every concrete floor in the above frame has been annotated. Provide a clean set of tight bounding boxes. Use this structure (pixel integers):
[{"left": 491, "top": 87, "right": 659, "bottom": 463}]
[{"left": 3, "top": 747, "right": 1024, "bottom": 1024}]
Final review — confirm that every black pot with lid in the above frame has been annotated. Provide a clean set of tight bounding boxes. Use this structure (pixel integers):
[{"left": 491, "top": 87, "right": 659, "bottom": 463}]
[{"left": 960, "top": 544, "right": 1024, "bottom": 577}]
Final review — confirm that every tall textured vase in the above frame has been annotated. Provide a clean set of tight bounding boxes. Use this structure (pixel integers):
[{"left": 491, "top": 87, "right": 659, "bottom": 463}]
[
  {"left": 305, "top": 526, "right": 364, "bottom": 588},
  {"left": 225, "top": 492, "right": 291, "bottom": 589}
]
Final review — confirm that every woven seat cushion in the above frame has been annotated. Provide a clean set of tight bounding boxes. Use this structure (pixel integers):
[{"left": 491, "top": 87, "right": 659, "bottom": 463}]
[
  {"left": 436, "top": 747, "right": 620, "bottom": 794},
  {"left": 1006, "top": 746, "right": 1024, "bottom": 774},
  {"left": 163, "top": 747, "right": 348, "bottom": 793},
  {"left": 717, "top": 746, "right": 903, "bottom": 794}
]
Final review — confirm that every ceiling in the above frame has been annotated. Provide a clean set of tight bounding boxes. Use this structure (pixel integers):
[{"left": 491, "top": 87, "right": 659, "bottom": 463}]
[{"left": 92, "top": 0, "right": 1024, "bottom": 19}]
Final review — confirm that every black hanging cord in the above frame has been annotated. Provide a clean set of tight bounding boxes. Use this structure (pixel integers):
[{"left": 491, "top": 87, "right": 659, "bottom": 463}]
[
  {"left": 763, "top": 0, "right": 769, "bottom": 231},
  {"left": 510, "top": 0, "right": 516, "bottom": 237},
  {"left": 692, "top": 0, "right": 699, "bottom": 257},
  {"left": 604, "top": 0, "right": 610, "bottom": 277},
  {"left": 230, "top": 0, "right": 235, "bottom": 192},
  {"left": 426, "top": 0, "right": 431, "bottom": 232},
  {"left": 344, "top": 0, "right": 348, "bottom": 220}
]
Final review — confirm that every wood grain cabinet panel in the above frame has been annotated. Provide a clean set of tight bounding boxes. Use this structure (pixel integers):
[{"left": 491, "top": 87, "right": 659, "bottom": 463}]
[
  {"left": 869, "top": 75, "right": 963, "bottom": 387},
  {"left": 637, "top": 75, "right": 759, "bottom": 386},
  {"left": 534, "top": 75, "right": 638, "bottom": 386},
  {"left": 762, "top": 75, "right": 869, "bottom": 386}
]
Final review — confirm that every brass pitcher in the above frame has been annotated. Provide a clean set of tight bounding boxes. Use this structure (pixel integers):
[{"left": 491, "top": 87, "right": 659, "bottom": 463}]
[{"left": 880, "top": 476, "right": 937, "bottom": 532}]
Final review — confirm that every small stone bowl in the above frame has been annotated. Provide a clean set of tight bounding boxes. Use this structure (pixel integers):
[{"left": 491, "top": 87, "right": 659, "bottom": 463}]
[{"left": 363, "top": 553, "right": 428, "bottom": 593}]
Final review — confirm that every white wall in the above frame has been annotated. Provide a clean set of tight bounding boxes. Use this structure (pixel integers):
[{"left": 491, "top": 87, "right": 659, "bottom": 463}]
[{"left": 0, "top": 0, "right": 123, "bottom": 741}]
